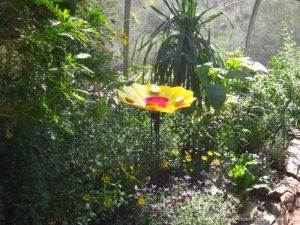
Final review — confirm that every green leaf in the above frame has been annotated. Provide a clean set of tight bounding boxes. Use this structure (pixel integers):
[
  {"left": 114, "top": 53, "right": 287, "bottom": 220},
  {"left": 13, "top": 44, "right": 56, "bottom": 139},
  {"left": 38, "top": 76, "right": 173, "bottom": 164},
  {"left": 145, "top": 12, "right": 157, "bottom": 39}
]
[
  {"left": 75, "top": 53, "right": 91, "bottom": 59},
  {"left": 226, "top": 69, "right": 253, "bottom": 80},
  {"left": 227, "top": 57, "right": 268, "bottom": 74},
  {"left": 71, "top": 92, "right": 85, "bottom": 102},
  {"left": 205, "top": 84, "right": 226, "bottom": 112},
  {"left": 59, "top": 32, "right": 75, "bottom": 40},
  {"left": 240, "top": 58, "right": 268, "bottom": 74},
  {"left": 246, "top": 184, "right": 271, "bottom": 192},
  {"left": 195, "top": 62, "right": 213, "bottom": 85}
]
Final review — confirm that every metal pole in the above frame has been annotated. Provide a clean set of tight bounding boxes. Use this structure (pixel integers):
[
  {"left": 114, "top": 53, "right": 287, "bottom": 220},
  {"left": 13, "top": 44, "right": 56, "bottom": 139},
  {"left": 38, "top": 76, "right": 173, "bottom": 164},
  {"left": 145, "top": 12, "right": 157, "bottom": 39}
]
[
  {"left": 123, "top": 0, "right": 131, "bottom": 77},
  {"left": 245, "top": 0, "right": 262, "bottom": 50}
]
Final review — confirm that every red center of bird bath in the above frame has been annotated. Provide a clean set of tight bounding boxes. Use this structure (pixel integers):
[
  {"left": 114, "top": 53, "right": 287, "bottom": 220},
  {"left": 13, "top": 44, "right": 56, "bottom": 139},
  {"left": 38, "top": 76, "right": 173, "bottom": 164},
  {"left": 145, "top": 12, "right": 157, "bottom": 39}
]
[{"left": 145, "top": 96, "right": 169, "bottom": 108}]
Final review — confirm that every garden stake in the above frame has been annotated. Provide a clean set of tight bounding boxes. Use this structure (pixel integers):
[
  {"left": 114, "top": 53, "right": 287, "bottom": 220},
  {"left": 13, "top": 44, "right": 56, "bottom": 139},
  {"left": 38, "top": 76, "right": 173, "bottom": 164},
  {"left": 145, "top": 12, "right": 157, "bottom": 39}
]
[{"left": 151, "top": 111, "right": 161, "bottom": 171}]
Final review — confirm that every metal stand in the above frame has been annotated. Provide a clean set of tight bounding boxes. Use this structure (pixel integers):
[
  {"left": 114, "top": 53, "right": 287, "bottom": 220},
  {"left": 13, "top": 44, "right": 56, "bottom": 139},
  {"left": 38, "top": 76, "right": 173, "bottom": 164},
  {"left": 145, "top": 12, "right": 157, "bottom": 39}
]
[{"left": 150, "top": 111, "right": 161, "bottom": 171}]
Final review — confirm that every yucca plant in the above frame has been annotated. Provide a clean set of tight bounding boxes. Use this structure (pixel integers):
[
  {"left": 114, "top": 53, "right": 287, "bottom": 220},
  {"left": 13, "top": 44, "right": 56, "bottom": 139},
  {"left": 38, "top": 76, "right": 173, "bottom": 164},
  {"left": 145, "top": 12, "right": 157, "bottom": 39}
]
[{"left": 135, "top": 0, "right": 233, "bottom": 107}]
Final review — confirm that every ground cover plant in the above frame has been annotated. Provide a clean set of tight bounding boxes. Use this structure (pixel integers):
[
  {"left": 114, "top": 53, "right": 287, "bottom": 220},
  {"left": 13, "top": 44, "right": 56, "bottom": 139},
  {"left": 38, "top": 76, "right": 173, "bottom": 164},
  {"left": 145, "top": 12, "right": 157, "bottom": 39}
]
[{"left": 1, "top": 0, "right": 300, "bottom": 225}]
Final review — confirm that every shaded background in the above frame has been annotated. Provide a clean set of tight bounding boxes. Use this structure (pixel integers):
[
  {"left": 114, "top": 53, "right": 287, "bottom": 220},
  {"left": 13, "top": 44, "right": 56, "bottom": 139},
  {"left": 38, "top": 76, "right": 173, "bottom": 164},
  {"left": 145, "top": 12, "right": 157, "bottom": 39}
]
[{"left": 104, "top": 0, "right": 300, "bottom": 67}]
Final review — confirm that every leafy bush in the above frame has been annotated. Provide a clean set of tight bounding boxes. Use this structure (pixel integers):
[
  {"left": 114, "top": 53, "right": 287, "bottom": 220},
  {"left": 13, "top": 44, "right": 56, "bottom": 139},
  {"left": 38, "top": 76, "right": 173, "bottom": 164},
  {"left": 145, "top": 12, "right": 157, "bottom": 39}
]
[
  {"left": 228, "top": 152, "right": 271, "bottom": 199},
  {"left": 0, "top": 0, "right": 115, "bottom": 224}
]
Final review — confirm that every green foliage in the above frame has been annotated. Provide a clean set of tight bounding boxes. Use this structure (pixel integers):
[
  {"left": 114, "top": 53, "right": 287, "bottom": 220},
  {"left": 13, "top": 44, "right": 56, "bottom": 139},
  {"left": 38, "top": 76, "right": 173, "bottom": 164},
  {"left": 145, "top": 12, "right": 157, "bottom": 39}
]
[
  {"left": 136, "top": 179, "right": 237, "bottom": 225},
  {"left": 136, "top": 0, "right": 233, "bottom": 104},
  {"left": 1, "top": 0, "right": 299, "bottom": 224},
  {"left": 0, "top": 0, "right": 116, "bottom": 224},
  {"left": 269, "top": 31, "right": 300, "bottom": 126},
  {"left": 195, "top": 57, "right": 268, "bottom": 112},
  {"left": 228, "top": 152, "right": 270, "bottom": 199}
]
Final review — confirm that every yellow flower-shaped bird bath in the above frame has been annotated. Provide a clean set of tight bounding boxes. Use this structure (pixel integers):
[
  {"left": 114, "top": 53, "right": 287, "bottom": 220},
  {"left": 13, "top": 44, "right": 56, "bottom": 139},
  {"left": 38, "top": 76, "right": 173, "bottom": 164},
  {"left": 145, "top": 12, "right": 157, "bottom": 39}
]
[
  {"left": 117, "top": 83, "right": 195, "bottom": 113},
  {"left": 117, "top": 83, "right": 196, "bottom": 171}
]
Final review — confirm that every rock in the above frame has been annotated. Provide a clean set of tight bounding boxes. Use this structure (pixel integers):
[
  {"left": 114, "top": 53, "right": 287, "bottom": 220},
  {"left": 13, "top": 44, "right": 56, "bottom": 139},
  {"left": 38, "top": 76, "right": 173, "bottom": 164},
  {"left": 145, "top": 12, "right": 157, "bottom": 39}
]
[
  {"left": 286, "top": 146, "right": 300, "bottom": 178},
  {"left": 269, "top": 176, "right": 298, "bottom": 199},
  {"left": 288, "top": 208, "right": 300, "bottom": 225},
  {"left": 280, "top": 191, "right": 295, "bottom": 205},
  {"left": 266, "top": 202, "right": 283, "bottom": 215},
  {"left": 295, "top": 196, "right": 300, "bottom": 209},
  {"left": 273, "top": 208, "right": 290, "bottom": 225},
  {"left": 291, "top": 139, "right": 300, "bottom": 148},
  {"left": 297, "top": 183, "right": 300, "bottom": 194},
  {"left": 250, "top": 212, "right": 276, "bottom": 225},
  {"left": 286, "top": 201, "right": 294, "bottom": 212}
]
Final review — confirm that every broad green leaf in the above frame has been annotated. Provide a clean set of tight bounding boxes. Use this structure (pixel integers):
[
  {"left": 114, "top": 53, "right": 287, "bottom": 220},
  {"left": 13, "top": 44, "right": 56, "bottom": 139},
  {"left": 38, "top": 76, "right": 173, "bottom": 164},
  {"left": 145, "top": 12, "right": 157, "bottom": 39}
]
[
  {"left": 205, "top": 84, "right": 226, "bottom": 112},
  {"left": 240, "top": 57, "right": 268, "bottom": 74},
  {"left": 226, "top": 57, "right": 242, "bottom": 68},
  {"left": 195, "top": 62, "right": 213, "bottom": 85},
  {"left": 227, "top": 57, "right": 268, "bottom": 74},
  {"left": 226, "top": 69, "right": 253, "bottom": 80}
]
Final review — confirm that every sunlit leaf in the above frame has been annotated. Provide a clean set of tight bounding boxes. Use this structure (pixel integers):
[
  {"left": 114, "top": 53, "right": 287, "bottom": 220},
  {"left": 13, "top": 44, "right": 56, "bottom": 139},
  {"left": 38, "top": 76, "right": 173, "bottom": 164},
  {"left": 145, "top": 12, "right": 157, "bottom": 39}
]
[
  {"left": 75, "top": 53, "right": 91, "bottom": 59},
  {"left": 130, "top": 9, "right": 141, "bottom": 24},
  {"left": 71, "top": 92, "right": 85, "bottom": 102},
  {"left": 146, "top": 0, "right": 154, "bottom": 5},
  {"left": 226, "top": 69, "right": 253, "bottom": 80}
]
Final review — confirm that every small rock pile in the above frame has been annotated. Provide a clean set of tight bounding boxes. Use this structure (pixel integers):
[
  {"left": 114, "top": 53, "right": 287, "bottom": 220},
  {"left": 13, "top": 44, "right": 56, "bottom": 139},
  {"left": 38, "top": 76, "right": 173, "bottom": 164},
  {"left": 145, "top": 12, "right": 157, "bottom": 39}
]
[{"left": 251, "top": 129, "right": 300, "bottom": 225}]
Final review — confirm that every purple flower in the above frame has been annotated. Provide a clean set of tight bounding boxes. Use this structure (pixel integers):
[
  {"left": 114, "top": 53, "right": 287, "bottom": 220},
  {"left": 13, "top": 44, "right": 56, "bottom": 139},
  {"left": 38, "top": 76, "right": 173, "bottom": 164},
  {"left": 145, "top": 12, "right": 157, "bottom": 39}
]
[{"left": 184, "top": 175, "right": 191, "bottom": 180}]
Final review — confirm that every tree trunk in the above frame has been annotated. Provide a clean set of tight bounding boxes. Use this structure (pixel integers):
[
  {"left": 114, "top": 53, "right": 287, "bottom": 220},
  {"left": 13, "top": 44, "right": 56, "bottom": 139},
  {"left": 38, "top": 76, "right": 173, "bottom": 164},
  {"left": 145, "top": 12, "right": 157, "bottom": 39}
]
[
  {"left": 123, "top": 0, "right": 131, "bottom": 77},
  {"left": 245, "top": 0, "right": 262, "bottom": 50}
]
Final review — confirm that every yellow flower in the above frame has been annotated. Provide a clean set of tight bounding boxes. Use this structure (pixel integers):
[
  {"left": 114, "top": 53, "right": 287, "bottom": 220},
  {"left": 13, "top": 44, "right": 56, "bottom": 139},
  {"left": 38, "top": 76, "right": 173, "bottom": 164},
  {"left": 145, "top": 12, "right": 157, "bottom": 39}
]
[
  {"left": 130, "top": 9, "right": 141, "bottom": 24},
  {"left": 120, "top": 163, "right": 125, "bottom": 172},
  {"left": 103, "top": 197, "right": 113, "bottom": 208},
  {"left": 5, "top": 127, "right": 13, "bottom": 139},
  {"left": 95, "top": 42, "right": 102, "bottom": 48},
  {"left": 214, "top": 159, "right": 221, "bottom": 167},
  {"left": 147, "top": 176, "right": 151, "bottom": 182},
  {"left": 189, "top": 169, "right": 193, "bottom": 173},
  {"left": 137, "top": 197, "right": 145, "bottom": 205},
  {"left": 129, "top": 175, "right": 136, "bottom": 180},
  {"left": 213, "top": 151, "right": 221, "bottom": 157},
  {"left": 117, "top": 83, "right": 196, "bottom": 113},
  {"left": 129, "top": 165, "right": 134, "bottom": 172},
  {"left": 102, "top": 175, "right": 110, "bottom": 184},
  {"left": 146, "top": 0, "right": 153, "bottom": 5},
  {"left": 171, "top": 149, "right": 179, "bottom": 156},
  {"left": 121, "top": 28, "right": 128, "bottom": 46},
  {"left": 182, "top": 159, "right": 186, "bottom": 163},
  {"left": 111, "top": 31, "right": 118, "bottom": 36},
  {"left": 201, "top": 156, "right": 208, "bottom": 161},
  {"left": 185, "top": 151, "right": 192, "bottom": 162},
  {"left": 122, "top": 36, "right": 128, "bottom": 46},
  {"left": 208, "top": 151, "right": 213, "bottom": 156},
  {"left": 91, "top": 167, "right": 96, "bottom": 174},
  {"left": 161, "top": 161, "right": 169, "bottom": 169},
  {"left": 83, "top": 194, "right": 92, "bottom": 202}
]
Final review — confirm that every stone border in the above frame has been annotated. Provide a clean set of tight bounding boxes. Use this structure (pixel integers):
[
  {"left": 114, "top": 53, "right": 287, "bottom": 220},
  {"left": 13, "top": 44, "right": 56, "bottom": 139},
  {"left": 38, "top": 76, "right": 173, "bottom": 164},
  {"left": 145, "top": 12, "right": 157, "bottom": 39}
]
[{"left": 250, "top": 129, "right": 300, "bottom": 225}]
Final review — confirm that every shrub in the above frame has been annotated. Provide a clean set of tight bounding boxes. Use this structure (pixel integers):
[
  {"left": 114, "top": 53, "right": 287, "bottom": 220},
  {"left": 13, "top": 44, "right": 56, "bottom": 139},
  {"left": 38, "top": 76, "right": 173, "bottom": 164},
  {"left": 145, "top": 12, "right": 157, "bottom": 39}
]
[{"left": 0, "top": 0, "right": 114, "bottom": 224}]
